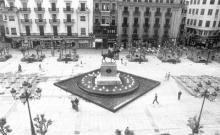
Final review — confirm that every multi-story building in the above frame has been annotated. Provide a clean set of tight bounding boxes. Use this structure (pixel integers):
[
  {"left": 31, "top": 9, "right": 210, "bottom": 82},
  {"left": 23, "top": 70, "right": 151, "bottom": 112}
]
[
  {"left": 2, "top": 0, "right": 93, "bottom": 48},
  {"left": 0, "top": 0, "right": 6, "bottom": 41},
  {"left": 93, "top": 0, "right": 117, "bottom": 48},
  {"left": 117, "top": 0, "right": 185, "bottom": 48},
  {"left": 186, "top": 0, "right": 220, "bottom": 47}
]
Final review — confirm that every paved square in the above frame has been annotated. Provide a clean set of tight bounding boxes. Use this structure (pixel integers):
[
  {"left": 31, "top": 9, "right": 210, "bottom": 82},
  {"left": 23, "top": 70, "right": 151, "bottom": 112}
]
[{"left": 54, "top": 69, "right": 160, "bottom": 112}]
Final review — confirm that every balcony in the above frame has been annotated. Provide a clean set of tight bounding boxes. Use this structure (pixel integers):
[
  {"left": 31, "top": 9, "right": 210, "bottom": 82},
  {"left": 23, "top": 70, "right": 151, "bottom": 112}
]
[
  {"left": 3, "top": 7, "right": 18, "bottom": 13},
  {"left": 122, "top": 10, "right": 129, "bottom": 16},
  {"left": 49, "top": 19, "right": 60, "bottom": 25},
  {"left": 155, "top": 12, "right": 161, "bottom": 17},
  {"left": 144, "top": 12, "right": 151, "bottom": 17},
  {"left": 165, "top": 12, "right": 172, "bottom": 17},
  {"left": 48, "top": 8, "right": 59, "bottom": 13},
  {"left": 122, "top": 23, "right": 129, "bottom": 27},
  {"left": 133, "top": 23, "right": 139, "bottom": 27},
  {"left": 63, "top": 8, "right": 74, "bottom": 13},
  {"left": 63, "top": 19, "right": 75, "bottom": 25},
  {"left": 133, "top": 11, "right": 140, "bottom": 16},
  {"left": 132, "top": 34, "right": 139, "bottom": 39},
  {"left": 21, "top": 19, "right": 32, "bottom": 24},
  {"left": 35, "top": 19, "right": 46, "bottom": 25},
  {"left": 164, "top": 24, "right": 170, "bottom": 29},
  {"left": 34, "top": 8, "right": 45, "bottom": 13},
  {"left": 153, "top": 34, "right": 159, "bottom": 39},
  {"left": 76, "top": 7, "right": 89, "bottom": 13},
  {"left": 110, "top": 9, "right": 116, "bottom": 14},
  {"left": 143, "top": 23, "right": 150, "bottom": 28},
  {"left": 19, "top": 8, "right": 31, "bottom": 13},
  {"left": 154, "top": 23, "right": 160, "bottom": 28},
  {"left": 142, "top": 34, "right": 149, "bottom": 39},
  {"left": 94, "top": 8, "right": 101, "bottom": 14},
  {"left": 121, "top": 33, "right": 128, "bottom": 39}
]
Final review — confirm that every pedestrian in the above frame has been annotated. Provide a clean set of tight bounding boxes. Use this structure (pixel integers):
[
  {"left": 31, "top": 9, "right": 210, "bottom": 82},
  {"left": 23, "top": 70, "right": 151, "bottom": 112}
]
[
  {"left": 167, "top": 72, "right": 171, "bottom": 80},
  {"left": 165, "top": 72, "right": 168, "bottom": 81},
  {"left": 121, "top": 58, "right": 123, "bottom": 64},
  {"left": 178, "top": 90, "right": 182, "bottom": 100},
  {"left": 152, "top": 93, "right": 159, "bottom": 104},
  {"left": 18, "top": 64, "right": 22, "bottom": 72},
  {"left": 124, "top": 127, "right": 130, "bottom": 135},
  {"left": 39, "top": 63, "right": 42, "bottom": 71}
]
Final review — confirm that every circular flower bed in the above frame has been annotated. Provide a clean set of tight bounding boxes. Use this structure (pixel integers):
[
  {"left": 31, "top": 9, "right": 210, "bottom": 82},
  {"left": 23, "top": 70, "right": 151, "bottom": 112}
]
[{"left": 77, "top": 70, "right": 139, "bottom": 95}]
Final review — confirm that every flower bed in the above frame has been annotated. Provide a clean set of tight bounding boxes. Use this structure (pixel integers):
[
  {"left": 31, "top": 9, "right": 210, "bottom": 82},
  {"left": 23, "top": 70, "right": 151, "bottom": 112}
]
[
  {"left": 21, "top": 54, "right": 45, "bottom": 63},
  {"left": 0, "top": 54, "right": 12, "bottom": 62}
]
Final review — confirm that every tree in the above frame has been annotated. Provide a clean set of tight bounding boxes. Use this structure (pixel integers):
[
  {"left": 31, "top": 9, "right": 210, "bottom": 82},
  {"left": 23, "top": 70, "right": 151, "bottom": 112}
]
[
  {"left": 187, "top": 116, "right": 203, "bottom": 135},
  {"left": 33, "top": 114, "right": 52, "bottom": 135},
  {"left": 0, "top": 118, "right": 12, "bottom": 135}
]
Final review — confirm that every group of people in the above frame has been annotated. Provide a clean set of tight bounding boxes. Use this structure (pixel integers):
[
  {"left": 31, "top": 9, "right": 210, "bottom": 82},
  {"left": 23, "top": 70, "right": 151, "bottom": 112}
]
[
  {"left": 152, "top": 91, "right": 182, "bottom": 105},
  {"left": 115, "top": 127, "right": 134, "bottom": 135},
  {"left": 17, "top": 63, "right": 43, "bottom": 73}
]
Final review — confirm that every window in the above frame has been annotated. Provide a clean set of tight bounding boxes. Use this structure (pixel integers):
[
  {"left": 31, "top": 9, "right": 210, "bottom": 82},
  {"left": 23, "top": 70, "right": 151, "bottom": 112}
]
[
  {"left": 134, "top": 18, "right": 138, "bottom": 24},
  {"left": 200, "top": 9, "right": 205, "bottom": 15},
  {"left": 9, "top": 2, "right": 14, "bottom": 8},
  {"left": 190, "top": 19, "right": 193, "bottom": 25},
  {"left": 194, "top": 0, "right": 196, "bottom": 4},
  {"left": 6, "top": 27, "right": 9, "bottom": 34},
  {"left": 145, "top": 18, "right": 149, "bottom": 23},
  {"left": 123, "top": 17, "right": 128, "bottom": 23},
  {"left": 67, "top": 26, "right": 72, "bottom": 36},
  {"left": 202, "top": 0, "right": 206, "bottom": 4},
  {"left": 190, "top": 0, "right": 193, "bottom": 4},
  {"left": 39, "top": 25, "right": 44, "bottom": 35},
  {"left": 192, "top": 9, "right": 195, "bottom": 14},
  {"left": 22, "top": 2, "right": 27, "bottom": 8},
  {"left": 67, "top": 14, "right": 71, "bottom": 21},
  {"left": 218, "top": 21, "right": 220, "bottom": 27},
  {"left": 9, "top": 16, "right": 15, "bottom": 21},
  {"left": 80, "top": 16, "right": 86, "bottom": 21},
  {"left": 101, "top": 16, "right": 109, "bottom": 24},
  {"left": 81, "top": 28, "right": 86, "bottom": 35},
  {"left": 38, "top": 14, "right": 43, "bottom": 20},
  {"left": 160, "top": 0, "right": 163, "bottom": 3},
  {"left": 80, "top": 3, "right": 86, "bottom": 11},
  {"left": 205, "top": 21, "right": 210, "bottom": 27},
  {"left": 197, "top": 0, "right": 200, "bottom": 4},
  {"left": 187, "top": 19, "right": 190, "bottom": 24},
  {"left": 215, "top": 9, "right": 219, "bottom": 16},
  {"left": 208, "top": 9, "right": 213, "bottom": 15},
  {"left": 166, "top": 0, "right": 169, "bottom": 3},
  {"left": 165, "top": 18, "right": 170, "bottom": 24},
  {"left": 51, "top": 3, "right": 56, "bottom": 10},
  {"left": 37, "top": 3, "right": 42, "bottom": 10},
  {"left": 53, "top": 26, "right": 58, "bottom": 36},
  {"left": 213, "top": 21, "right": 216, "bottom": 27},
  {"left": 198, "top": 20, "right": 202, "bottom": 26},
  {"left": 52, "top": 14, "right": 56, "bottom": 20},
  {"left": 25, "top": 26, "right": 30, "bottom": 36},
  {"left": 24, "top": 14, "right": 28, "bottom": 19},
  {"left": 195, "top": 9, "right": 198, "bottom": 14},
  {"left": 193, "top": 19, "right": 197, "bottom": 25},
  {"left": 218, "top": 0, "right": 220, "bottom": 4},
  {"left": 11, "top": 28, "right": 17, "bottom": 35},
  {"left": 102, "top": 3, "right": 110, "bottom": 11},
  {"left": 170, "top": 0, "right": 173, "bottom": 3},
  {"left": 95, "top": 3, "right": 99, "bottom": 9},
  {"left": 155, "top": 18, "right": 160, "bottom": 24},
  {"left": 112, "top": 3, "right": 116, "bottom": 10},
  {"left": 210, "top": 0, "right": 215, "bottom": 4},
  {"left": 189, "top": 9, "right": 191, "bottom": 14}
]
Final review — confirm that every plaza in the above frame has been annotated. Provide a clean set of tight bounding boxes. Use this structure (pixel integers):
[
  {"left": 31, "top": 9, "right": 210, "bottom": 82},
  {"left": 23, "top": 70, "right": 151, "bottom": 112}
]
[{"left": 0, "top": 49, "right": 220, "bottom": 135}]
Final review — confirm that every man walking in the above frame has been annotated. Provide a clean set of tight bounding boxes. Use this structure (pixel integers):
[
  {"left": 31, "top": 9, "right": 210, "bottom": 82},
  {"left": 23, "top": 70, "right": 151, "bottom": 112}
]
[
  {"left": 153, "top": 93, "right": 159, "bottom": 104},
  {"left": 167, "top": 72, "right": 171, "bottom": 80},
  {"left": 18, "top": 64, "right": 22, "bottom": 72},
  {"left": 178, "top": 91, "right": 182, "bottom": 100}
]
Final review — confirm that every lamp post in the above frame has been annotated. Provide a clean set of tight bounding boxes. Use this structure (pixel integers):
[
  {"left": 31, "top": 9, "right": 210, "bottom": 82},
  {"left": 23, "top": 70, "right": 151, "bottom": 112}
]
[
  {"left": 194, "top": 81, "right": 217, "bottom": 134},
  {"left": 10, "top": 81, "right": 42, "bottom": 135}
]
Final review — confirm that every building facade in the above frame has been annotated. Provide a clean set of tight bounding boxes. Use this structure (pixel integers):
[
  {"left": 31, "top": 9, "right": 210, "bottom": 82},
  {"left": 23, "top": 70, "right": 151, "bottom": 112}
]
[
  {"left": 93, "top": 0, "right": 117, "bottom": 49},
  {"left": 117, "top": 0, "right": 185, "bottom": 48},
  {"left": 2, "top": 0, "right": 93, "bottom": 48},
  {"left": 186, "top": 0, "right": 220, "bottom": 47},
  {"left": 0, "top": 0, "right": 6, "bottom": 41}
]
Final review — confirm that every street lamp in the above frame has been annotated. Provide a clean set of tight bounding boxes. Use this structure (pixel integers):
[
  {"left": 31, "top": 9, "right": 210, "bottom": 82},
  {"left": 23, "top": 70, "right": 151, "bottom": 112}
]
[
  {"left": 10, "top": 81, "right": 42, "bottom": 135},
  {"left": 194, "top": 81, "right": 217, "bottom": 134}
]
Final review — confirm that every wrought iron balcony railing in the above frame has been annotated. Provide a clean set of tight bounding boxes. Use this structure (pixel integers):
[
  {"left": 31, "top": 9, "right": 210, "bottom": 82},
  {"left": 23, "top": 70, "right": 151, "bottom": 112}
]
[
  {"left": 35, "top": 19, "right": 46, "bottom": 24},
  {"left": 63, "top": 8, "right": 74, "bottom": 13},
  {"left": 48, "top": 8, "right": 59, "bottom": 13},
  {"left": 34, "top": 8, "right": 45, "bottom": 13}
]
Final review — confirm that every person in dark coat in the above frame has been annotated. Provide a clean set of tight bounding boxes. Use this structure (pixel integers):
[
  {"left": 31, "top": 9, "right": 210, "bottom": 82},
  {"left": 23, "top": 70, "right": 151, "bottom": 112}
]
[
  {"left": 153, "top": 93, "right": 159, "bottom": 104},
  {"left": 18, "top": 64, "right": 22, "bottom": 72},
  {"left": 178, "top": 91, "right": 182, "bottom": 100}
]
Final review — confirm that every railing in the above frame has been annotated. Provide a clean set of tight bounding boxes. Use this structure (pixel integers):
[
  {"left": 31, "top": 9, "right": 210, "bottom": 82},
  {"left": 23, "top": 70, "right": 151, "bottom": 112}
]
[
  {"left": 122, "top": 10, "right": 129, "bottom": 16},
  {"left": 63, "top": 8, "right": 74, "bottom": 13},
  {"left": 48, "top": 8, "right": 59, "bottom": 12},
  {"left": 63, "top": 19, "right": 75, "bottom": 24},
  {"left": 133, "top": 23, "right": 139, "bottom": 27},
  {"left": 143, "top": 23, "right": 150, "bottom": 28},
  {"left": 19, "top": 8, "right": 31, "bottom": 12},
  {"left": 35, "top": 19, "right": 46, "bottom": 24},
  {"left": 110, "top": 9, "right": 116, "bottom": 14},
  {"left": 164, "top": 24, "right": 170, "bottom": 28},
  {"left": 155, "top": 12, "right": 161, "bottom": 17},
  {"left": 21, "top": 19, "right": 32, "bottom": 24},
  {"left": 165, "top": 12, "right": 172, "bottom": 17},
  {"left": 122, "top": 23, "right": 129, "bottom": 27},
  {"left": 133, "top": 11, "right": 140, "bottom": 16},
  {"left": 34, "top": 8, "right": 45, "bottom": 12},
  {"left": 154, "top": 23, "right": 160, "bottom": 28},
  {"left": 49, "top": 19, "right": 60, "bottom": 24},
  {"left": 144, "top": 12, "right": 151, "bottom": 16}
]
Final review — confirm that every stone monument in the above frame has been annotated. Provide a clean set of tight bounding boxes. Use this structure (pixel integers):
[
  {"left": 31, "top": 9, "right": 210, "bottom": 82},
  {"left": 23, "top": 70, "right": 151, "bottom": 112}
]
[{"left": 95, "top": 62, "right": 122, "bottom": 85}]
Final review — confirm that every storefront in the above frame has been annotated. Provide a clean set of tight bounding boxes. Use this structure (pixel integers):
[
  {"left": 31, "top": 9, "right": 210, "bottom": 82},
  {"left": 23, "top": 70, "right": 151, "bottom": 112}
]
[
  {"left": 95, "top": 38, "right": 103, "bottom": 49},
  {"left": 78, "top": 39, "right": 90, "bottom": 48}
]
